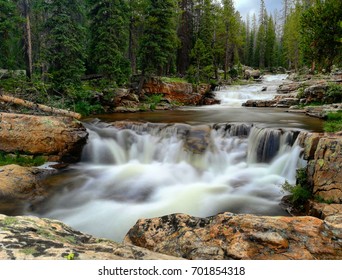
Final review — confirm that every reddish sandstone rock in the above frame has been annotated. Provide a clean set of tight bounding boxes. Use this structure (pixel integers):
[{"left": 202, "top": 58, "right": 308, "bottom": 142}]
[
  {"left": 0, "top": 113, "right": 88, "bottom": 162},
  {"left": 141, "top": 77, "right": 212, "bottom": 105},
  {"left": 124, "top": 212, "right": 342, "bottom": 260}
]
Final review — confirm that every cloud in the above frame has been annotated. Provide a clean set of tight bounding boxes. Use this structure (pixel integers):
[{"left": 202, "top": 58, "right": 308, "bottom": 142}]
[{"left": 233, "top": 0, "right": 283, "bottom": 20}]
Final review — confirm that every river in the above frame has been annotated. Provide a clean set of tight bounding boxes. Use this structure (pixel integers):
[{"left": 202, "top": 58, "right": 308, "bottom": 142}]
[{"left": 28, "top": 75, "right": 324, "bottom": 242}]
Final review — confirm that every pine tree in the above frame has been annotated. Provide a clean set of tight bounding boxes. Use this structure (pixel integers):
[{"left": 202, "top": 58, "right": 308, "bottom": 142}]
[
  {"left": 43, "top": 0, "right": 86, "bottom": 93},
  {"left": 300, "top": 0, "right": 342, "bottom": 72},
  {"left": 265, "top": 15, "right": 276, "bottom": 69},
  {"left": 177, "top": 0, "right": 195, "bottom": 75},
  {"left": 89, "top": 0, "right": 130, "bottom": 85},
  {"left": 283, "top": 1, "right": 302, "bottom": 70},
  {"left": 255, "top": 0, "right": 267, "bottom": 68},
  {"left": 139, "top": 0, "right": 178, "bottom": 76},
  {"left": 128, "top": 0, "right": 148, "bottom": 75},
  {"left": 0, "top": 0, "right": 22, "bottom": 69}
]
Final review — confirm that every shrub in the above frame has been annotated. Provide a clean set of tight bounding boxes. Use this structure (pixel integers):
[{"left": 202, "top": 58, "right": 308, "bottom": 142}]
[
  {"left": 282, "top": 168, "right": 311, "bottom": 207},
  {"left": 323, "top": 111, "right": 342, "bottom": 132},
  {"left": 326, "top": 83, "right": 342, "bottom": 103},
  {"left": 145, "top": 94, "right": 163, "bottom": 110}
]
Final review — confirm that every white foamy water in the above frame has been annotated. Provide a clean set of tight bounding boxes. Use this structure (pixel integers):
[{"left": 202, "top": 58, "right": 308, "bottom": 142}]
[
  {"left": 213, "top": 74, "right": 288, "bottom": 107},
  {"left": 30, "top": 121, "right": 305, "bottom": 242}
]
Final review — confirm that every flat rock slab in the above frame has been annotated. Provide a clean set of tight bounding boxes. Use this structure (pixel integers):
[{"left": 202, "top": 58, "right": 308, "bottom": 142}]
[{"left": 0, "top": 215, "right": 182, "bottom": 260}]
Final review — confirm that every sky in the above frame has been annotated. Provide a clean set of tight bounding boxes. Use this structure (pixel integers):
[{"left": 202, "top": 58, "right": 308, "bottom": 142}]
[{"left": 233, "top": 0, "right": 283, "bottom": 20}]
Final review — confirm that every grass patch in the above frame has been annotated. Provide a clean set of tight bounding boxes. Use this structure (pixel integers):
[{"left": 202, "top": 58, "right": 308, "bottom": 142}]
[
  {"left": 323, "top": 111, "right": 342, "bottom": 132},
  {"left": 0, "top": 152, "right": 46, "bottom": 167},
  {"left": 314, "top": 195, "right": 334, "bottom": 204},
  {"left": 160, "top": 76, "right": 188, "bottom": 83}
]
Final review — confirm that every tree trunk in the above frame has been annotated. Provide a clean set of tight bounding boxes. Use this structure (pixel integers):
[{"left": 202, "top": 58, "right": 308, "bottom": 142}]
[
  {"left": 0, "top": 92, "right": 81, "bottom": 119},
  {"left": 21, "top": 0, "right": 33, "bottom": 80},
  {"left": 224, "top": 25, "right": 229, "bottom": 80}
]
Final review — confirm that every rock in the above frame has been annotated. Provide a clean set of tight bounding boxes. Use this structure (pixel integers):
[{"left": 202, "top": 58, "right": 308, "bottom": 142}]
[
  {"left": 0, "top": 113, "right": 88, "bottom": 162},
  {"left": 275, "top": 98, "right": 300, "bottom": 108},
  {"left": 303, "top": 82, "right": 328, "bottom": 104},
  {"left": 244, "top": 69, "right": 261, "bottom": 80},
  {"left": 242, "top": 100, "right": 277, "bottom": 107},
  {"left": 0, "top": 165, "right": 51, "bottom": 215},
  {"left": 307, "top": 200, "right": 342, "bottom": 219},
  {"left": 142, "top": 77, "right": 213, "bottom": 105},
  {"left": 184, "top": 125, "right": 211, "bottom": 154},
  {"left": 124, "top": 212, "right": 342, "bottom": 260},
  {"left": 308, "top": 136, "right": 342, "bottom": 203},
  {"left": 304, "top": 104, "right": 342, "bottom": 119},
  {"left": 277, "top": 82, "right": 301, "bottom": 94},
  {"left": 0, "top": 215, "right": 181, "bottom": 260}
]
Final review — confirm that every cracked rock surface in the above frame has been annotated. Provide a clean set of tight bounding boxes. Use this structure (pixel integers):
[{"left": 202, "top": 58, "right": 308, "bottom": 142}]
[
  {"left": 0, "top": 215, "right": 182, "bottom": 260},
  {"left": 124, "top": 212, "right": 342, "bottom": 260}
]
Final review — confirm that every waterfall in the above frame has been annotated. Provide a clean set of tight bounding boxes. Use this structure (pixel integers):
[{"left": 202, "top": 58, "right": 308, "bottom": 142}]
[{"left": 30, "top": 121, "right": 304, "bottom": 242}]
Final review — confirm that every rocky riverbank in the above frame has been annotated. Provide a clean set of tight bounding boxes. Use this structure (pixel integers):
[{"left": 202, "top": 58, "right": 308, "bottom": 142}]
[
  {"left": 109, "top": 76, "right": 218, "bottom": 113},
  {"left": 0, "top": 109, "right": 341, "bottom": 260},
  {"left": 242, "top": 73, "right": 342, "bottom": 118}
]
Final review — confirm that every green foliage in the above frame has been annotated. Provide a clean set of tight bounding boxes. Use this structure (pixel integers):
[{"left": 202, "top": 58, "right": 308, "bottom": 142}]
[
  {"left": 0, "top": 0, "right": 23, "bottom": 69},
  {"left": 283, "top": 2, "right": 303, "bottom": 70},
  {"left": 43, "top": 0, "right": 87, "bottom": 93},
  {"left": 145, "top": 94, "right": 163, "bottom": 110},
  {"left": 139, "top": 0, "right": 178, "bottom": 76},
  {"left": 314, "top": 196, "right": 334, "bottom": 204},
  {"left": 300, "top": 0, "right": 342, "bottom": 72},
  {"left": 188, "top": 38, "right": 213, "bottom": 84},
  {"left": 323, "top": 111, "right": 342, "bottom": 132},
  {"left": 66, "top": 88, "right": 104, "bottom": 116},
  {"left": 65, "top": 253, "right": 75, "bottom": 260},
  {"left": 282, "top": 168, "right": 311, "bottom": 207},
  {"left": 160, "top": 76, "right": 188, "bottom": 83},
  {"left": 326, "top": 83, "right": 342, "bottom": 103},
  {"left": 0, "top": 152, "right": 46, "bottom": 167},
  {"left": 89, "top": 0, "right": 131, "bottom": 85}
]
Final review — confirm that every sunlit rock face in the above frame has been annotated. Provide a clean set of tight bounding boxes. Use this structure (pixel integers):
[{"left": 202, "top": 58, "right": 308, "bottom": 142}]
[
  {"left": 124, "top": 212, "right": 342, "bottom": 260},
  {"left": 0, "top": 214, "right": 181, "bottom": 260},
  {"left": 0, "top": 113, "right": 88, "bottom": 162}
]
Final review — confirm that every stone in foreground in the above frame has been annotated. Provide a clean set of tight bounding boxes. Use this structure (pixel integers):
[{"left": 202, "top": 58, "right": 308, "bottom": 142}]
[
  {"left": 0, "top": 215, "right": 181, "bottom": 260},
  {"left": 124, "top": 212, "right": 342, "bottom": 260}
]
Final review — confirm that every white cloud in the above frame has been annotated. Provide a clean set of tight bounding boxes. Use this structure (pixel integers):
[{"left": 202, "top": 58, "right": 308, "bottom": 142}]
[{"left": 233, "top": 0, "right": 283, "bottom": 20}]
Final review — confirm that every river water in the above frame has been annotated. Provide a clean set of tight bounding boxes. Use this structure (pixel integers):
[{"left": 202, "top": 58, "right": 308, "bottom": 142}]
[{"left": 29, "top": 75, "right": 324, "bottom": 242}]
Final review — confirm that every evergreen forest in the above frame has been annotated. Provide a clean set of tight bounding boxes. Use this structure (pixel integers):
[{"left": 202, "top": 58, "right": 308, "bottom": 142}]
[{"left": 0, "top": 0, "right": 341, "bottom": 115}]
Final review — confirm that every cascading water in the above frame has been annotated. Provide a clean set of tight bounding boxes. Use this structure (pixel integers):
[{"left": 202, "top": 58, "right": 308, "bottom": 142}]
[
  {"left": 30, "top": 120, "right": 305, "bottom": 242},
  {"left": 213, "top": 74, "right": 288, "bottom": 107}
]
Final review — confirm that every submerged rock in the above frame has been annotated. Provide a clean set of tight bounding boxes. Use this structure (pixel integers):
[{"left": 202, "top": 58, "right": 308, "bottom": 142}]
[
  {"left": 124, "top": 212, "right": 342, "bottom": 260},
  {"left": 0, "top": 215, "right": 182, "bottom": 260}
]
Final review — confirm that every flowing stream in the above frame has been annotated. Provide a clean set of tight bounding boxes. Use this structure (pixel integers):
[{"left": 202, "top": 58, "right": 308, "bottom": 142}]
[{"left": 29, "top": 75, "right": 323, "bottom": 242}]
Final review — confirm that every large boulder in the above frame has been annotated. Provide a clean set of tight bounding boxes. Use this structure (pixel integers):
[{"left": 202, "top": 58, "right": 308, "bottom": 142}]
[
  {"left": 303, "top": 82, "right": 328, "bottom": 104},
  {"left": 0, "top": 215, "right": 181, "bottom": 260},
  {"left": 244, "top": 69, "right": 261, "bottom": 80},
  {"left": 0, "top": 113, "right": 88, "bottom": 162},
  {"left": 141, "top": 77, "right": 212, "bottom": 105},
  {"left": 124, "top": 212, "right": 342, "bottom": 260},
  {"left": 0, "top": 165, "right": 50, "bottom": 215}
]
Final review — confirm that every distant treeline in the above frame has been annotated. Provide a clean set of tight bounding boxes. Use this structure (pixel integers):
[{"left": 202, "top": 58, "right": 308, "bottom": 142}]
[{"left": 0, "top": 0, "right": 341, "bottom": 92}]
